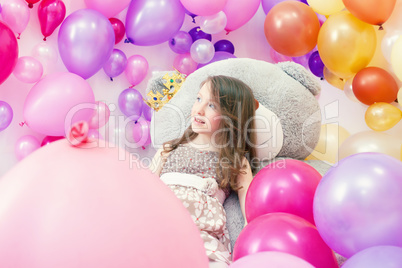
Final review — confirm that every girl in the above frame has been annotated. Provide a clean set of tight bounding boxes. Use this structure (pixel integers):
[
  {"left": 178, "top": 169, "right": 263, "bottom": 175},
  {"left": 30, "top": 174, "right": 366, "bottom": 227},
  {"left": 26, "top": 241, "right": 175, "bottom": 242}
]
[{"left": 151, "top": 75, "right": 257, "bottom": 267}]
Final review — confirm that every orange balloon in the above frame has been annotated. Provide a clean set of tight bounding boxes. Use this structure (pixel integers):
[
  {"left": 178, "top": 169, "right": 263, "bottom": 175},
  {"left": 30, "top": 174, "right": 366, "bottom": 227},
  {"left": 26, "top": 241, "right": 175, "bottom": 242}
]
[
  {"left": 342, "top": 0, "right": 396, "bottom": 27},
  {"left": 365, "top": 102, "right": 402, "bottom": 131},
  {"left": 352, "top": 67, "right": 399, "bottom": 105},
  {"left": 264, "top": 2, "right": 320, "bottom": 57}
]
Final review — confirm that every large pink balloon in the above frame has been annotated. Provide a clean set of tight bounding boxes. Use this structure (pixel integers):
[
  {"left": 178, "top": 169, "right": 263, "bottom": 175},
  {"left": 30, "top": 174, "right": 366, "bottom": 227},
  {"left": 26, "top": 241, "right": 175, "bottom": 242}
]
[
  {"left": 314, "top": 152, "right": 402, "bottom": 258},
  {"left": 0, "top": 21, "right": 18, "bottom": 85},
  {"left": 58, "top": 9, "right": 115, "bottom": 79},
  {"left": 223, "top": 0, "right": 260, "bottom": 32},
  {"left": 180, "top": 0, "right": 228, "bottom": 16},
  {"left": 84, "top": 0, "right": 131, "bottom": 18},
  {"left": 125, "top": 0, "right": 185, "bottom": 46},
  {"left": 0, "top": 0, "right": 30, "bottom": 37},
  {"left": 23, "top": 72, "right": 95, "bottom": 136},
  {"left": 0, "top": 140, "right": 209, "bottom": 268},
  {"left": 230, "top": 251, "right": 314, "bottom": 268},
  {"left": 233, "top": 213, "right": 338, "bottom": 268},
  {"left": 246, "top": 159, "right": 322, "bottom": 225}
]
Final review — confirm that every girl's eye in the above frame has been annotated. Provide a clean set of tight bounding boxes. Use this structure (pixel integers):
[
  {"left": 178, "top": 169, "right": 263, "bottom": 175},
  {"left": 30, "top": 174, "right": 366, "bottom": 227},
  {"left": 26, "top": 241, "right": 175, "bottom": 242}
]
[
  {"left": 209, "top": 103, "right": 216, "bottom": 109},
  {"left": 196, "top": 97, "right": 201, "bottom": 102}
]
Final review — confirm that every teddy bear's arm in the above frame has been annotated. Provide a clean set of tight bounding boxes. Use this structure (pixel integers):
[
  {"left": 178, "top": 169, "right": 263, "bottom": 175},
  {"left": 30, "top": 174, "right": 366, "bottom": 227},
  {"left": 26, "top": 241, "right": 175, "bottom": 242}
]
[{"left": 236, "top": 158, "right": 254, "bottom": 226}]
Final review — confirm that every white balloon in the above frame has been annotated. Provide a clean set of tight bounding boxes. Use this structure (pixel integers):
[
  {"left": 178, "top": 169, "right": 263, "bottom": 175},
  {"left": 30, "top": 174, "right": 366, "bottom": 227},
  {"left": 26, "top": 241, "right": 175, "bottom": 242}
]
[
  {"left": 199, "top": 11, "right": 227, "bottom": 34},
  {"left": 190, "top": 39, "right": 215, "bottom": 64},
  {"left": 381, "top": 30, "right": 402, "bottom": 64}
]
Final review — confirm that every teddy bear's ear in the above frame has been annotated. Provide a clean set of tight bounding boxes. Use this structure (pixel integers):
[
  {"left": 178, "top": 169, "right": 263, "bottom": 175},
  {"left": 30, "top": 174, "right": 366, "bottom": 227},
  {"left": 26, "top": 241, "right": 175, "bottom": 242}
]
[{"left": 276, "top": 61, "right": 321, "bottom": 96}]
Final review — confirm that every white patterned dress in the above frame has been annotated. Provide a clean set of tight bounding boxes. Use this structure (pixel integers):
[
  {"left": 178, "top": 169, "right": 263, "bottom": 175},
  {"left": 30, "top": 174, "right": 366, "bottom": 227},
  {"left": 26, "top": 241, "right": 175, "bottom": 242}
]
[{"left": 160, "top": 144, "right": 232, "bottom": 264}]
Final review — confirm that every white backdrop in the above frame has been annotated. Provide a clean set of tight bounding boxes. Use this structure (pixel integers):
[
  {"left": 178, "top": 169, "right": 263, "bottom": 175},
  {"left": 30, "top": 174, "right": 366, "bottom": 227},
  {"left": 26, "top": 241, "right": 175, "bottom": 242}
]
[{"left": 1, "top": 0, "right": 401, "bottom": 177}]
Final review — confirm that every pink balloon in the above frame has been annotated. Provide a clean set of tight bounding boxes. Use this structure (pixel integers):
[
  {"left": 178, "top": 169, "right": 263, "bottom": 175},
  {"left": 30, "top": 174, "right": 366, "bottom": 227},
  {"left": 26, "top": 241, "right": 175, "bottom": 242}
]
[
  {"left": 38, "top": 0, "right": 66, "bottom": 41},
  {"left": 41, "top": 135, "right": 64, "bottom": 146},
  {"left": 173, "top": 53, "right": 198, "bottom": 75},
  {"left": 15, "top": 135, "right": 40, "bottom": 161},
  {"left": 31, "top": 42, "right": 58, "bottom": 75},
  {"left": 230, "top": 251, "right": 314, "bottom": 268},
  {"left": 124, "top": 55, "right": 148, "bottom": 86},
  {"left": 0, "top": 140, "right": 209, "bottom": 268},
  {"left": 132, "top": 118, "right": 151, "bottom": 148},
  {"left": 246, "top": 159, "right": 322, "bottom": 225},
  {"left": 180, "top": 0, "right": 228, "bottom": 16},
  {"left": 233, "top": 213, "right": 338, "bottom": 268},
  {"left": 0, "top": 0, "right": 30, "bottom": 37},
  {"left": 0, "top": 21, "right": 18, "bottom": 85},
  {"left": 223, "top": 0, "right": 260, "bottom": 32},
  {"left": 88, "top": 101, "right": 110, "bottom": 129},
  {"left": 84, "top": 0, "right": 131, "bottom": 18},
  {"left": 23, "top": 72, "right": 95, "bottom": 136},
  {"left": 13, "top": 56, "right": 43, "bottom": 83}
]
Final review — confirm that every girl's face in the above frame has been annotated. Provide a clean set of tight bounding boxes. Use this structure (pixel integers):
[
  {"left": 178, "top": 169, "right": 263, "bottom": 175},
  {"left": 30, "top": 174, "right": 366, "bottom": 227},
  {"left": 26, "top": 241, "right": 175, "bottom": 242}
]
[{"left": 191, "top": 82, "right": 222, "bottom": 138}]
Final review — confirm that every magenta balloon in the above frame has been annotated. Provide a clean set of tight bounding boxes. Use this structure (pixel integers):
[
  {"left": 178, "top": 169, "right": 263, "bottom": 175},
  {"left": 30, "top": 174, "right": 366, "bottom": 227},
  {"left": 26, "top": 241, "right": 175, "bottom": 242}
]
[
  {"left": 197, "top": 51, "right": 236, "bottom": 69},
  {"left": 109, "top": 18, "right": 125, "bottom": 44},
  {"left": 230, "top": 251, "right": 314, "bottom": 268},
  {"left": 169, "top": 31, "right": 193, "bottom": 54},
  {"left": 313, "top": 152, "right": 402, "bottom": 258},
  {"left": 23, "top": 72, "right": 95, "bottom": 136},
  {"left": 245, "top": 159, "right": 321, "bottom": 225},
  {"left": 124, "top": 55, "right": 148, "bottom": 86},
  {"left": 118, "top": 88, "right": 143, "bottom": 121},
  {"left": 41, "top": 135, "right": 64, "bottom": 146},
  {"left": 0, "top": 140, "right": 209, "bottom": 268},
  {"left": 342, "top": 246, "right": 402, "bottom": 268},
  {"left": 132, "top": 118, "right": 151, "bottom": 148},
  {"left": 125, "top": 0, "right": 185, "bottom": 46},
  {"left": 0, "top": 21, "right": 18, "bottom": 85},
  {"left": 223, "top": 0, "right": 260, "bottom": 32},
  {"left": 58, "top": 9, "right": 115, "bottom": 79},
  {"left": 15, "top": 135, "right": 40, "bottom": 161},
  {"left": 0, "top": 101, "right": 13, "bottom": 132},
  {"left": 103, "top": 49, "right": 127, "bottom": 80},
  {"left": 233, "top": 213, "right": 338, "bottom": 268},
  {"left": 38, "top": 0, "right": 66, "bottom": 40},
  {"left": 173, "top": 53, "right": 198, "bottom": 75}
]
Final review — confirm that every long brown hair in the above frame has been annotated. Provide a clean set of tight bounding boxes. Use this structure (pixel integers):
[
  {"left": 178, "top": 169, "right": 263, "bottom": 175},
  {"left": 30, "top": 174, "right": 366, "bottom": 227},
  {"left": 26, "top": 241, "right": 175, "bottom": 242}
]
[{"left": 162, "top": 75, "right": 257, "bottom": 191}]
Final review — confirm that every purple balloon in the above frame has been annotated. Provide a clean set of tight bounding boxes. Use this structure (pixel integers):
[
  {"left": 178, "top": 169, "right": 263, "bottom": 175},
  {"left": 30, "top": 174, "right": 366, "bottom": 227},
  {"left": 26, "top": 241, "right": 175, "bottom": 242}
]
[
  {"left": 188, "top": 26, "right": 212, "bottom": 42},
  {"left": 41, "top": 136, "right": 64, "bottom": 146},
  {"left": 132, "top": 117, "right": 151, "bottom": 148},
  {"left": 292, "top": 49, "right": 315, "bottom": 69},
  {"left": 314, "top": 152, "right": 402, "bottom": 258},
  {"left": 197, "top": 51, "right": 237, "bottom": 68},
  {"left": 262, "top": 0, "right": 304, "bottom": 14},
  {"left": 118, "top": 88, "right": 143, "bottom": 121},
  {"left": 125, "top": 0, "right": 185, "bottom": 46},
  {"left": 142, "top": 104, "right": 153, "bottom": 121},
  {"left": 103, "top": 49, "right": 127, "bottom": 80},
  {"left": 169, "top": 31, "right": 193, "bottom": 54},
  {"left": 0, "top": 101, "right": 13, "bottom": 132},
  {"left": 342, "top": 246, "right": 402, "bottom": 268},
  {"left": 184, "top": 8, "right": 197, "bottom": 23},
  {"left": 308, "top": 51, "right": 324, "bottom": 78},
  {"left": 214, "top": 39, "right": 235, "bottom": 54},
  {"left": 58, "top": 9, "right": 115, "bottom": 79}
]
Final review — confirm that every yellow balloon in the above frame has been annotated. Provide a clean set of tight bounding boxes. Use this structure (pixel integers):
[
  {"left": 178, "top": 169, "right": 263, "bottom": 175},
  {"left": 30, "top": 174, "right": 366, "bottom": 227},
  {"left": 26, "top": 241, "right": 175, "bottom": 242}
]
[
  {"left": 307, "top": 0, "right": 344, "bottom": 16},
  {"left": 339, "top": 131, "right": 402, "bottom": 161},
  {"left": 306, "top": 124, "right": 350, "bottom": 164},
  {"left": 398, "top": 88, "right": 402, "bottom": 104},
  {"left": 391, "top": 36, "right": 402, "bottom": 82},
  {"left": 323, "top": 67, "right": 345, "bottom": 90},
  {"left": 318, "top": 11, "right": 377, "bottom": 79},
  {"left": 365, "top": 102, "right": 402, "bottom": 131}
]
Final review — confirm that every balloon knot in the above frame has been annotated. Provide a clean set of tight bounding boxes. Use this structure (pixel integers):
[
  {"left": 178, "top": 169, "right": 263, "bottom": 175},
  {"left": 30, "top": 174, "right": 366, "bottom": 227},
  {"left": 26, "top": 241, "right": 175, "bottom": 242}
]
[
  {"left": 110, "top": 77, "right": 113, "bottom": 81},
  {"left": 28, "top": 3, "right": 33, "bottom": 8},
  {"left": 19, "top": 121, "right": 26, "bottom": 127},
  {"left": 124, "top": 39, "right": 130, "bottom": 43},
  {"left": 142, "top": 146, "right": 146, "bottom": 150},
  {"left": 192, "top": 17, "right": 196, "bottom": 23},
  {"left": 320, "top": 77, "right": 324, "bottom": 80},
  {"left": 17, "top": 33, "right": 21, "bottom": 39},
  {"left": 67, "top": 121, "right": 90, "bottom": 146},
  {"left": 225, "top": 30, "right": 230, "bottom": 35},
  {"left": 129, "top": 85, "right": 135, "bottom": 88},
  {"left": 378, "top": 25, "right": 384, "bottom": 30},
  {"left": 43, "top": 37, "right": 47, "bottom": 41}
]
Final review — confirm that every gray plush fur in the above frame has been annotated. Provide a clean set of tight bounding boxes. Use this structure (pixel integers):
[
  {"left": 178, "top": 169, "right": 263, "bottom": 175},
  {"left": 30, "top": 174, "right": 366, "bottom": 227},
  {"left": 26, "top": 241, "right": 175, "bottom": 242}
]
[{"left": 147, "top": 58, "right": 347, "bottom": 263}]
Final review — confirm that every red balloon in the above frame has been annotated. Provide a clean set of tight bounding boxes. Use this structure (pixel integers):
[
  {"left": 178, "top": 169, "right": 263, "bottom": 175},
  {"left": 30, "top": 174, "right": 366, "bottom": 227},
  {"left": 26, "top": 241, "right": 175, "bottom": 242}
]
[
  {"left": 352, "top": 67, "right": 399, "bottom": 105},
  {"left": 109, "top": 18, "right": 125, "bottom": 44},
  {"left": 0, "top": 21, "right": 18, "bottom": 85},
  {"left": 233, "top": 213, "right": 338, "bottom": 268},
  {"left": 38, "top": 0, "right": 66, "bottom": 41},
  {"left": 264, "top": 1, "right": 320, "bottom": 57},
  {"left": 26, "top": 0, "right": 41, "bottom": 8},
  {"left": 245, "top": 159, "right": 322, "bottom": 225}
]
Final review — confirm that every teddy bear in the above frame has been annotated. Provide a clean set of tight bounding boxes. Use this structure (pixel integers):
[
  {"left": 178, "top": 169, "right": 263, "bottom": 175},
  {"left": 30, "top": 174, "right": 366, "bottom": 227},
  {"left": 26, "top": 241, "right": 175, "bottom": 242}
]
[{"left": 146, "top": 58, "right": 346, "bottom": 265}]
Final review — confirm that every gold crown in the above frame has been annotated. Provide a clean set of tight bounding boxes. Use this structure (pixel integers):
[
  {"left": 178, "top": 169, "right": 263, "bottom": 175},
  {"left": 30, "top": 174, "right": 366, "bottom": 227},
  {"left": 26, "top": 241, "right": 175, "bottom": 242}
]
[{"left": 144, "top": 71, "right": 186, "bottom": 111}]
